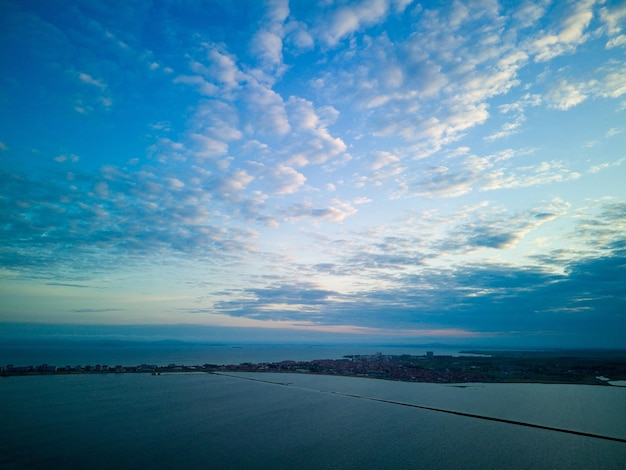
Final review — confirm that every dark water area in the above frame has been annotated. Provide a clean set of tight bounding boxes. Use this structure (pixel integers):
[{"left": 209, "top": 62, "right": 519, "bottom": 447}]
[
  {"left": 1, "top": 372, "right": 625, "bottom": 469},
  {"left": 0, "top": 342, "right": 475, "bottom": 369},
  {"left": 2, "top": 343, "right": 625, "bottom": 468}
]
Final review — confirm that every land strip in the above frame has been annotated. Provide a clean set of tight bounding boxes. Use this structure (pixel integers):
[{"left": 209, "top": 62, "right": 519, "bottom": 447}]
[{"left": 3, "top": 349, "right": 626, "bottom": 385}]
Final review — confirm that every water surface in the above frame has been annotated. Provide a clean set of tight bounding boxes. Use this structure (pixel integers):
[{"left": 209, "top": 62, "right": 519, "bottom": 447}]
[{"left": 1, "top": 373, "right": 624, "bottom": 469}]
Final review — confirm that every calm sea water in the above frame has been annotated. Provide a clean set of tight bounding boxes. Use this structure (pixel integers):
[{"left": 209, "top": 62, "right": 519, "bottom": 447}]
[
  {"left": 0, "top": 343, "right": 476, "bottom": 369},
  {"left": 1, "top": 372, "right": 625, "bottom": 469}
]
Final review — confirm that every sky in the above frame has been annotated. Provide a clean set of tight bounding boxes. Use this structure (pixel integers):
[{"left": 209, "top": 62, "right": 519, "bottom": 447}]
[{"left": 1, "top": 0, "right": 625, "bottom": 347}]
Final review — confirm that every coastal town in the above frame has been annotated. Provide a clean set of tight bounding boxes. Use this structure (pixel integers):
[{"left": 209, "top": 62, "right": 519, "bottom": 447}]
[{"left": 3, "top": 350, "right": 626, "bottom": 385}]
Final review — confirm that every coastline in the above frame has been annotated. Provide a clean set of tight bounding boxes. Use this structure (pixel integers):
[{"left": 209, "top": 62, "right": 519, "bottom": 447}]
[{"left": 3, "top": 350, "right": 626, "bottom": 386}]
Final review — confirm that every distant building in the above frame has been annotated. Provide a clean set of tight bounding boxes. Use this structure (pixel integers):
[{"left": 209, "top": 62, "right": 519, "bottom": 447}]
[{"left": 426, "top": 351, "right": 434, "bottom": 358}]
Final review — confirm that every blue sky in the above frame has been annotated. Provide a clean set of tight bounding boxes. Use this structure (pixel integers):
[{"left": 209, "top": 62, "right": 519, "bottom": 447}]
[{"left": 1, "top": 0, "right": 625, "bottom": 347}]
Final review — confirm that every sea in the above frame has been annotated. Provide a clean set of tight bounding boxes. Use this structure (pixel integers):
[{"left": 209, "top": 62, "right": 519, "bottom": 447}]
[
  {"left": 1, "top": 344, "right": 625, "bottom": 469},
  {"left": 0, "top": 342, "right": 481, "bottom": 369}
]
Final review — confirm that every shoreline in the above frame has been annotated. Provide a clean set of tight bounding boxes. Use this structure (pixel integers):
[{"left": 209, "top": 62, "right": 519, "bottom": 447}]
[{"left": 3, "top": 350, "right": 626, "bottom": 386}]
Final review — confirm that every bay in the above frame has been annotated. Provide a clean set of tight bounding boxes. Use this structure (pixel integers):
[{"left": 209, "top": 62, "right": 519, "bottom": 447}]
[{"left": 1, "top": 372, "right": 625, "bottom": 469}]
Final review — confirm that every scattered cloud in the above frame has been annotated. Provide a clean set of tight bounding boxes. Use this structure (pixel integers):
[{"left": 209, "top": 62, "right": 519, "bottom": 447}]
[
  {"left": 1, "top": 0, "right": 624, "bottom": 346},
  {"left": 531, "top": 0, "right": 596, "bottom": 62},
  {"left": 546, "top": 79, "right": 589, "bottom": 110}
]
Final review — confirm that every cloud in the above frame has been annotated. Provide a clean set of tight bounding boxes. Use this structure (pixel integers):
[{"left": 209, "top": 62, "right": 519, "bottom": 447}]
[
  {"left": 244, "top": 83, "right": 291, "bottom": 136},
  {"left": 74, "top": 71, "right": 112, "bottom": 112},
  {"left": 531, "top": 0, "right": 596, "bottom": 62},
  {"left": 190, "top": 134, "right": 229, "bottom": 160},
  {"left": 213, "top": 243, "right": 626, "bottom": 343},
  {"left": 319, "top": 0, "right": 391, "bottom": 46},
  {"left": 599, "top": 63, "right": 626, "bottom": 99},
  {"left": 599, "top": 2, "right": 626, "bottom": 40},
  {"left": 53, "top": 154, "right": 80, "bottom": 163},
  {"left": 512, "top": 0, "right": 550, "bottom": 29},
  {"left": 283, "top": 199, "right": 357, "bottom": 224},
  {"left": 2, "top": 0, "right": 624, "bottom": 345},
  {"left": 588, "top": 157, "right": 625, "bottom": 174},
  {"left": 409, "top": 147, "right": 583, "bottom": 198},
  {"left": 72, "top": 308, "right": 125, "bottom": 313},
  {"left": 606, "top": 34, "right": 626, "bottom": 48},
  {"left": 46, "top": 282, "right": 90, "bottom": 288},
  {"left": 217, "top": 169, "right": 255, "bottom": 196},
  {"left": 251, "top": 30, "right": 284, "bottom": 68},
  {"left": 78, "top": 72, "right": 106, "bottom": 89},
  {"left": 173, "top": 75, "right": 219, "bottom": 96},
  {"left": 215, "top": 281, "right": 342, "bottom": 322},
  {"left": 485, "top": 93, "right": 542, "bottom": 141},
  {"left": 413, "top": 165, "right": 475, "bottom": 198},
  {"left": 439, "top": 202, "right": 567, "bottom": 254},
  {"left": 249, "top": 0, "right": 291, "bottom": 79},
  {"left": 286, "top": 97, "right": 347, "bottom": 164},
  {"left": 369, "top": 151, "right": 400, "bottom": 170},
  {"left": 0, "top": 163, "right": 262, "bottom": 279},
  {"left": 267, "top": 165, "right": 306, "bottom": 195},
  {"left": 546, "top": 79, "right": 589, "bottom": 110}
]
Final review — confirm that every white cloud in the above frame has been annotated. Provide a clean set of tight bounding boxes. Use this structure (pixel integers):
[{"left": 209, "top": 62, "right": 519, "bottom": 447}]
[
  {"left": 484, "top": 117, "right": 525, "bottom": 142},
  {"left": 531, "top": 0, "right": 596, "bottom": 62},
  {"left": 190, "top": 101, "right": 243, "bottom": 141},
  {"left": 269, "top": 0, "right": 290, "bottom": 22},
  {"left": 605, "top": 127, "right": 623, "bottom": 138},
  {"left": 353, "top": 197, "right": 372, "bottom": 205},
  {"left": 191, "top": 134, "right": 229, "bottom": 160},
  {"left": 75, "top": 72, "right": 112, "bottom": 112},
  {"left": 391, "top": 0, "right": 413, "bottom": 14},
  {"left": 206, "top": 48, "right": 242, "bottom": 88},
  {"left": 285, "top": 21, "right": 314, "bottom": 49},
  {"left": 601, "top": 66, "right": 626, "bottom": 98},
  {"left": 250, "top": 0, "right": 290, "bottom": 75},
  {"left": 268, "top": 165, "right": 307, "bottom": 195},
  {"left": 252, "top": 30, "right": 284, "bottom": 67},
  {"left": 219, "top": 170, "right": 254, "bottom": 195},
  {"left": 410, "top": 148, "right": 582, "bottom": 198},
  {"left": 485, "top": 93, "right": 540, "bottom": 142},
  {"left": 588, "top": 157, "right": 625, "bottom": 174},
  {"left": 606, "top": 34, "right": 626, "bottom": 48},
  {"left": 54, "top": 154, "right": 79, "bottom": 163},
  {"left": 286, "top": 97, "right": 347, "bottom": 164},
  {"left": 512, "top": 0, "right": 550, "bottom": 29},
  {"left": 173, "top": 75, "right": 219, "bottom": 96},
  {"left": 599, "top": 2, "right": 626, "bottom": 36},
  {"left": 244, "top": 83, "right": 291, "bottom": 136},
  {"left": 369, "top": 151, "right": 400, "bottom": 170},
  {"left": 166, "top": 178, "right": 185, "bottom": 190},
  {"left": 546, "top": 79, "right": 588, "bottom": 110},
  {"left": 320, "top": 0, "right": 391, "bottom": 46},
  {"left": 284, "top": 199, "right": 357, "bottom": 223},
  {"left": 78, "top": 72, "right": 106, "bottom": 89},
  {"left": 481, "top": 160, "right": 581, "bottom": 191}
]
